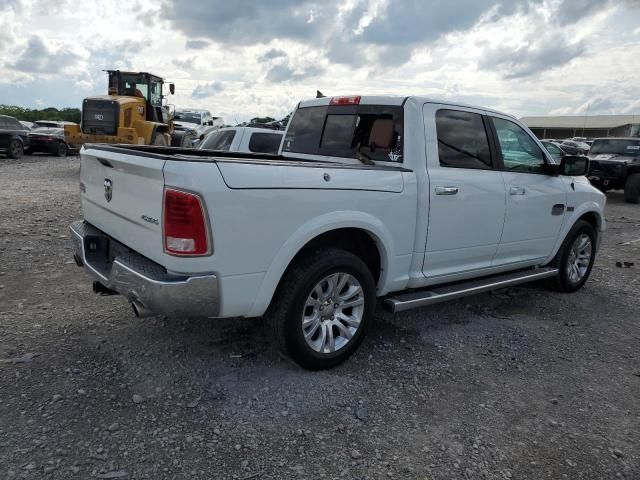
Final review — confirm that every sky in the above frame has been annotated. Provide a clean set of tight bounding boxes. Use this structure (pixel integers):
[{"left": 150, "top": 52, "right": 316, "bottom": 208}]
[{"left": 0, "top": 0, "right": 639, "bottom": 123}]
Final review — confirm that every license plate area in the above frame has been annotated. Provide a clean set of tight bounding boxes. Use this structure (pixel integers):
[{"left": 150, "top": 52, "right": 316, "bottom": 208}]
[{"left": 84, "top": 234, "right": 110, "bottom": 264}]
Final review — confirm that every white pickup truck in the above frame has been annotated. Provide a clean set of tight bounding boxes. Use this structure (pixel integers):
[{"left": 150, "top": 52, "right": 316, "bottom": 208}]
[{"left": 71, "top": 95, "right": 605, "bottom": 369}]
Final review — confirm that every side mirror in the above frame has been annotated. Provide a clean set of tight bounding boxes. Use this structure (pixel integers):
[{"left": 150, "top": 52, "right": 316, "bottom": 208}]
[
  {"left": 561, "top": 155, "right": 589, "bottom": 176},
  {"left": 169, "top": 83, "right": 175, "bottom": 95}
]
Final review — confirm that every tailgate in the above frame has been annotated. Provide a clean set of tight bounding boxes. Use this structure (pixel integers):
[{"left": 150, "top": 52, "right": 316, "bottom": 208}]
[{"left": 80, "top": 146, "right": 166, "bottom": 265}]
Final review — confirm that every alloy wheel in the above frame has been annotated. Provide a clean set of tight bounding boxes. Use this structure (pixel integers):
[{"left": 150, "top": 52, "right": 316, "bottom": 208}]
[{"left": 301, "top": 272, "right": 365, "bottom": 354}]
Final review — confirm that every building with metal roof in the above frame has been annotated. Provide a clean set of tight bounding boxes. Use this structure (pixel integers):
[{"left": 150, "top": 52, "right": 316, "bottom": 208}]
[{"left": 521, "top": 115, "right": 640, "bottom": 139}]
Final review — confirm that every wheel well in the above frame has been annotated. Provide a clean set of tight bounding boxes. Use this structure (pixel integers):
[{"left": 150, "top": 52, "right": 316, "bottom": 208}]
[
  {"left": 287, "top": 228, "right": 382, "bottom": 284},
  {"left": 579, "top": 211, "right": 600, "bottom": 231}
]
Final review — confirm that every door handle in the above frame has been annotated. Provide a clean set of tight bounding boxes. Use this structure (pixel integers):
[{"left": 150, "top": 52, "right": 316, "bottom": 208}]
[
  {"left": 435, "top": 186, "right": 459, "bottom": 195},
  {"left": 510, "top": 186, "right": 526, "bottom": 196}
]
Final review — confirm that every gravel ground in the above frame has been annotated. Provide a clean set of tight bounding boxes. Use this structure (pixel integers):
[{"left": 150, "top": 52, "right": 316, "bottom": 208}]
[{"left": 0, "top": 154, "right": 639, "bottom": 480}]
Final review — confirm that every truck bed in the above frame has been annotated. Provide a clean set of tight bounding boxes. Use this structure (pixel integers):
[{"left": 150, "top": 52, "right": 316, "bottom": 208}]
[{"left": 82, "top": 144, "right": 412, "bottom": 172}]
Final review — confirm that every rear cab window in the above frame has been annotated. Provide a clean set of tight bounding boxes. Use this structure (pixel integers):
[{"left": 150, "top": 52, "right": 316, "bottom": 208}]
[
  {"left": 248, "top": 132, "right": 283, "bottom": 154},
  {"left": 283, "top": 102, "right": 404, "bottom": 163},
  {"left": 200, "top": 130, "right": 236, "bottom": 151}
]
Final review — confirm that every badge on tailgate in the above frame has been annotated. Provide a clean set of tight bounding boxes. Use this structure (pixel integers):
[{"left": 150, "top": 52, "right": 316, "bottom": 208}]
[{"left": 104, "top": 178, "right": 113, "bottom": 202}]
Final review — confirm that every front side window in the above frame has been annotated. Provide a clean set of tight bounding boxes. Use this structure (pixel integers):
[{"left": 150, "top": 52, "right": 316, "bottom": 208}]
[
  {"left": 435, "top": 109, "right": 492, "bottom": 169},
  {"left": 248, "top": 132, "right": 283, "bottom": 154},
  {"left": 283, "top": 105, "right": 404, "bottom": 162},
  {"left": 542, "top": 142, "right": 563, "bottom": 161},
  {"left": 492, "top": 117, "right": 545, "bottom": 173},
  {"left": 199, "top": 130, "right": 236, "bottom": 151}
]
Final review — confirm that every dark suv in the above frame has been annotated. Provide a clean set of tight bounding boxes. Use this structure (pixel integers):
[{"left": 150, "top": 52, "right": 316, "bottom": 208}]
[
  {"left": 0, "top": 115, "right": 30, "bottom": 159},
  {"left": 587, "top": 137, "right": 640, "bottom": 203}
]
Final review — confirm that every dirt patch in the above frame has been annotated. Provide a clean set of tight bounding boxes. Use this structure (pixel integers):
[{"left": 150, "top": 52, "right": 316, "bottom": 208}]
[{"left": 0, "top": 155, "right": 638, "bottom": 479}]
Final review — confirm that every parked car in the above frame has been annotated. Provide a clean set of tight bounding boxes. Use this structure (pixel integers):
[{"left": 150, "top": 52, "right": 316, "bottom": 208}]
[
  {"left": 26, "top": 127, "right": 78, "bottom": 157},
  {"left": 70, "top": 95, "right": 605, "bottom": 370},
  {"left": 0, "top": 114, "right": 30, "bottom": 159},
  {"left": 198, "top": 127, "right": 283, "bottom": 154},
  {"left": 34, "top": 120, "right": 76, "bottom": 129},
  {"left": 560, "top": 139, "right": 590, "bottom": 155},
  {"left": 587, "top": 137, "right": 640, "bottom": 203},
  {"left": 541, "top": 140, "right": 567, "bottom": 162},
  {"left": 174, "top": 109, "right": 224, "bottom": 143},
  {"left": 20, "top": 120, "right": 35, "bottom": 130}
]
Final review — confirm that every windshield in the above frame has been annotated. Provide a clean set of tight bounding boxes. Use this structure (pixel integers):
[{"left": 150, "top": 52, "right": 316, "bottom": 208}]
[
  {"left": 590, "top": 139, "right": 640, "bottom": 156},
  {"left": 175, "top": 112, "right": 201, "bottom": 124}
]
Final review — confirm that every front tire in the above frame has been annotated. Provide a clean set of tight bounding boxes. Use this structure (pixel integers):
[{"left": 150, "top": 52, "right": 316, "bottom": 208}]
[
  {"left": 267, "top": 248, "right": 376, "bottom": 370},
  {"left": 550, "top": 220, "right": 596, "bottom": 292},
  {"left": 7, "top": 140, "right": 23, "bottom": 159},
  {"left": 624, "top": 173, "right": 640, "bottom": 204}
]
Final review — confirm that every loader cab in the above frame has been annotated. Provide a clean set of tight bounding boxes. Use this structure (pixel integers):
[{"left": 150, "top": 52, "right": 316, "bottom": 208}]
[{"left": 106, "top": 70, "right": 169, "bottom": 124}]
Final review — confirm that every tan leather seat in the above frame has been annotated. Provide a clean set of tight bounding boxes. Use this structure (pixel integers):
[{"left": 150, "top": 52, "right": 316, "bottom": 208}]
[{"left": 362, "top": 119, "right": 394, "bottom": 156}]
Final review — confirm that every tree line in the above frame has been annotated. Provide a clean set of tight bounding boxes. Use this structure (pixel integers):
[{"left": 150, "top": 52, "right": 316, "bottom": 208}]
[{"left": 0, "top": 105, "right": 81, "bottom": 124}]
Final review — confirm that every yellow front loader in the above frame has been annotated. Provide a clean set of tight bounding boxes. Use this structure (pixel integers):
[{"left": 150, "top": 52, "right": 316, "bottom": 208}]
[{"left": 65, "top": 70, "right": 194, "bottom": 148}]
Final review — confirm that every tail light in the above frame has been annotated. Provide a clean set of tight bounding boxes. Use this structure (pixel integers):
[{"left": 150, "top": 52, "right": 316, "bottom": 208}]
[
  {"left": 163, "top": 188, "right": 211, "bottom": 256},
  {"left": 330, "top": 96, "right": 361, "bottom": 106}
]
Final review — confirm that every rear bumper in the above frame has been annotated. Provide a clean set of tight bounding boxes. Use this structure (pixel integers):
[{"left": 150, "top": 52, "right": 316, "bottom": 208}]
[{"left": 70, "top": 221, "right": 219, "bottom": 318}]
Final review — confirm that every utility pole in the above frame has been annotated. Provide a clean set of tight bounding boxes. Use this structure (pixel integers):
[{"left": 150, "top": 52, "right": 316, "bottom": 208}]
[{"left": 581, "top": 103, "right": 590, "bottom": 137}]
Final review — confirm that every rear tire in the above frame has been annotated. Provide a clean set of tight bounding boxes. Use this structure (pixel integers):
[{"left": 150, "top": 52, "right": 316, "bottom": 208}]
[
  {"left": 55, "top": 141, "right": 68, "bottom": 157},
  {"left": 549, "top": 220, "right": 596, "bottom": 293},
  {"left": 623, "top": 173, "right": 640, "bottom": 204},
  {"left": 7, "top": 140, "right": 23, "bottom": 159},
  {"left": 151, "top": 131, "right": 168, "bottom": 146},
  {"left": 266, "top": 248, "right": 376, "bottom": 370}
]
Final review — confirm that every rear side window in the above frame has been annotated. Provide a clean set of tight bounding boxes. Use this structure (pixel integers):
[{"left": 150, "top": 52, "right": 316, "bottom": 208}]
[
  {"left": 200, "top": 130, "right": 236, "bottom": 151},
  {"left": 283, "top": 105, "right": 404, "bottom": 162},
  {"left": 435, "top": 109, "right": 492, "bottom": 169},
  {"left": 248, "top": 132, "right": 283, "bottom": 154}
]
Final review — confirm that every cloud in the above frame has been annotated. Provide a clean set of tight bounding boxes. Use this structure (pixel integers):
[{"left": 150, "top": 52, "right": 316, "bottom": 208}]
[
  {"left": 556, "top": 0, "right": 611, "bottom": 24},
  {"left": 162, "top": 0, "right": 335, "bottom": 45},
  {"left": 479, "top": 32, "right": 586, "bottom": 78},
  {"left": 192, "top": 81, "right": 225, "bottom": 99},
  {"left": 259, "top": 48, "right": 288, "bottom": 62},
  {"left": 161, "top": 0, "right": 544, "bottom": 68},
  {"left": 173, "top": 56, "right": 198, "bottom": 70},
  {"left": 265, "top": 63, "right": 324, "bottom": 82},
  {"left": 10, "top": 35, "right": 81, "bottom": 74},
  {"left": 185, "top": 39, "right": 210, "bottom": 50}
]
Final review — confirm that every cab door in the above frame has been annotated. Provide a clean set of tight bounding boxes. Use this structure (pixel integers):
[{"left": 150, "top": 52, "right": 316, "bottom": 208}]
[
  {"left": 422, "top": 104, "right": 506, "bottom": 279},
  {"left": 489, "top": 115, "right": 568, "bottom": 266}
]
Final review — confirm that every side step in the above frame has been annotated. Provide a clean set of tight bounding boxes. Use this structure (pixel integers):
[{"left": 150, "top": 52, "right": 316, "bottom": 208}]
[{"left": 383, "top": 268, "right": 558, "bottom": 314}]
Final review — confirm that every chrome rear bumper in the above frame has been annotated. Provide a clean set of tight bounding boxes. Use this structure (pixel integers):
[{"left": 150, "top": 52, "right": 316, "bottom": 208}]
[{"left": 70, "top": 221, "right": 219, "bottom": 318}]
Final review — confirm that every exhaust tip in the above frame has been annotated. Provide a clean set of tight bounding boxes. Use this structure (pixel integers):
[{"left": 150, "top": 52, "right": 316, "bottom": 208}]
[{"left": 131, "top": 300, "right": 153, "bottom": 318}]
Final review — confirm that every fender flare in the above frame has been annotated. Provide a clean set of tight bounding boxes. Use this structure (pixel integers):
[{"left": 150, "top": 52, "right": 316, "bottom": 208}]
[
  {"left": 544, "top": 203, "right": 603, "bottom": 264},
  {"left": 246, "top": 211, "right": 396, "bottom": 317}
]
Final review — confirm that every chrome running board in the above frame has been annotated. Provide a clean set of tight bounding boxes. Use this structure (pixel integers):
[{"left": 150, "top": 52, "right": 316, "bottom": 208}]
[{"left": 383, "top": 268, "right": 558, "bottom": 314}]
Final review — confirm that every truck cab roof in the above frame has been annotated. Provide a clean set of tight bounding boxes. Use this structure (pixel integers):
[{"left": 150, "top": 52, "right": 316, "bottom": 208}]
[{"left": 297, "top": 95, "right": 515, "bottom": 119}]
